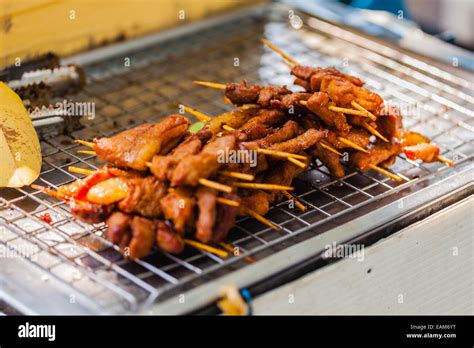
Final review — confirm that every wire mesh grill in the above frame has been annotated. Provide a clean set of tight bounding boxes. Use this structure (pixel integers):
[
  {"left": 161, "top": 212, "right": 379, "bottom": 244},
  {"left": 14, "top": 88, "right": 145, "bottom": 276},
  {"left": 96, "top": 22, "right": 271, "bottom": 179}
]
[{"left": 0, "top": 7, "right": 472, "bottom": 314}]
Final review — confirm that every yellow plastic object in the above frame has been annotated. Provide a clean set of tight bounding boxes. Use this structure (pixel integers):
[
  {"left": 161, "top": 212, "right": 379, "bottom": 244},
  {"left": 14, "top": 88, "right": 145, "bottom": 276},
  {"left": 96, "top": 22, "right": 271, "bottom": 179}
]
[{"left": 0, "top": 82, "right": 41, "bottom": 187}]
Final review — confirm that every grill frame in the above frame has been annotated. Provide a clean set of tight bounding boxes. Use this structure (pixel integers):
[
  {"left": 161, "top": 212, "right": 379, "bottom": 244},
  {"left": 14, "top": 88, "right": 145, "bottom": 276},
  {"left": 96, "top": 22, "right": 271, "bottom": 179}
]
[{"left": 0, "top": 4, "right": 472, "bottom": 315}]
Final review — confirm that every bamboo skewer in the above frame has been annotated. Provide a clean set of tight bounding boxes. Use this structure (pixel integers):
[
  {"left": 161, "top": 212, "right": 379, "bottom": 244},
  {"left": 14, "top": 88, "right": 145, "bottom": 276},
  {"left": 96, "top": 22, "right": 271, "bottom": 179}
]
[
  {"left": 350, "top": 101, "right": 377, "bottom": 121},
  {"left": 287, "top": 156, "right": 308, "bottom": 169},
  {"left": 368, "top": 164, "right": 403, "bottom": 182},
  {"left": 180, "top": 104, "right": 235, "bottom": 131},
  {"left": 75, "top": 139, "right": 95, "bottom": 148},
  {"left": 320, "top": 141, "right": 343, "bottom": 156},
  {"left": 219, "top": 171, "right": 255, "bottom": 181},
  {"left": 282, "top": 191, "right": 307, "bottom": 212},
  {"left": 68, "top": 166, "right": 95, "bottom": 176},
  {"left": 337, "top": 137, "right": 369, "bottom": 153},
  {"left": 362, "top": 122, "right": 389, "bottom": 142},
  {"left": 183, "top": 239, "right": 229, "bottom": 258},
  {"left": 216, "top": 197, "right": 240, "bottom": 207},
  {"left": 78, "top": 150, "right": 96, "bottom": 156},
  {"left": 31, "top": 184, "right": 71, "bottom": 201},
  {"left": 219, "top": 242, "right": 256, "bottom": 263},
  {"left": 179, "top": 104, "right": 212, "bottom": 122},
  {"left": 232, "top": 182, "right": 294, "bottom": 191},
  {"left": 328, "top": 105, "right": 375, "bottom": 119},
  {"left": 255, "top": 148, "right": 307, "bottom": 160},
  {"left": 261, "top": 39, "right": 299, "bottom": 66},
  {"left": 197, "top": 178, "right": 233, "bottom": 193},
  {"left": 437, "top": 155, "right": 455, "bottom": 166},
  {"left": 193, "top": 81, "right": 226, "bottom": 90},
  {"left": 241, "top": 206, "right": 282, "bottom": 231}
]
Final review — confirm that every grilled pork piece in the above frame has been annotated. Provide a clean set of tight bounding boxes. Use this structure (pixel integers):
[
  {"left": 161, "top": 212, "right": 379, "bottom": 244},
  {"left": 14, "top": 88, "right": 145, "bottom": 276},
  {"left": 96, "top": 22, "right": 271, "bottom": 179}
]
[
  {"left": 206, "top": 109, "right": 257, "bottom": 136},
  {"left": 269, "top": 92, "right": 312, "bottom": 110},
  {"left": 310, "top": 143, "right": 346, "bottom": 178},
  {"left": 159, "top": 187, "right": 195, "bottom": 234},
  {"left": 71, "top": 201, "right": 115, "bottom": 224},
  {"left": 377, "top": 106, "right": 403, "bottom": 140},
  {"left": 321, "top": 78, "right": 383, "bottom": 114},
  {"left": 225, "top": 81, "right": 292, "bottom": 106},
  {"left": 118, "top": 176, "right": 167, "bottom": 218},
  {"left": 128, "top": 217, "right": 156, "bottom": 259},
  {"left": 155, "top": 221, "right": 184, "bottom": 254},
  {"left": 238, "top": 190, "right": 270, "bottom": 216},
  {"left": 106, "top": 212, "right": 184, "bottom": 257},
  {"left": 171, "top": 134, "right": 236, "bottom": 186},
  {"left": 150, "top": 138, "right": 203, "bottom": 181},
  {"left": 306, "top": 92, "right": 351, "bottom": 133},
  {"left": 325, "top": 128, "right": 371, "bottom": 150},
  {"left": 196, "top": 187, "right": 218, "bottom": 243},
  {"left": 350, "top": 142, "right": 402, "bottom": 171},
  {"left": 243, "top": 120, "right": 301, "bottom": 149},
  {"left": 105, "top": 212, "right": 155, "bottom": 258},
  {"left": 236, "top": 109, "right": 285, "bottom": 141},
  {"left": 212, "top": 193, "right": 240, "bottom": 243},
  {"left": 291, "top": 65, "right": 382, "bottom": 114},
  {"left": 93, "top": 115, "right": 190, "bottom": 170},
  {"left": 268, "top": 128, "right": 324, "bottom": 154},
  {"left": 291, "top": 66, "right": 365, "bottom": 91},
  {"left": 106, "top": 212, "right": 131, "bottom": 245}
]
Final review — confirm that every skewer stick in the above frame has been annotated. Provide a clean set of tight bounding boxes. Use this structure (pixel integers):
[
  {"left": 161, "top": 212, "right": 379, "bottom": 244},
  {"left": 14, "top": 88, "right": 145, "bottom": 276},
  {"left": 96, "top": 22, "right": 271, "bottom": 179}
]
[
  {"left": 242, "top": 206, "right": 282, "bottom": 231},
  {"left": 368, "top": 164, "right": 403, "bottom": 182},
  {"left": 179, "top": 104, "right": 212, "bottom": 122},
  {"left": 350, "top": 101, "right": 377, "bottom": 121},
  {"left": 222, "top": 125, "right": 236, "bottom": 132},
  {"left": 184, "top": 239, "right": 229, "bottom": 258},
  {"left": 320, "top": 141, "right": 343, "bottom": 156},
  {"left": 74, "top": 139, "right": 95, "bottom": 148},
  {"left": 337, "top": 137, "right": 369, "bottom": 153},
  {"left": 362, "top": 122, "right": 389, "bottom": 142},
  {"left": 68, "top": 166, "right": 94, "bottom": 176},
  {"left": 328, "top": 105, "right": 374, "bottom": 119},
  {"left": 78, "top": 150, "right": 96, "bottom": 156},
  {"left": 233, "top": 182, "right": 294, "bottom": 191},
  {"left": 219, "top": 171, "right": 255, "bottom": 181},
  {"left": 256, "top": 148, "right": 307, "bottom": 160},
  {"left": 193, "top": 81, "right": 226, "bottom": 90},
  {"left": 287, "top": 156, "right": 308, "bottom": 169},
  {"left": 31, "top": 184, "right": 66, "bottom": 200},
  {"left": 216, "top": 197, "right": 240, "bottom": 207},
  {"left": 437, "top": 155, "right": 455, "bottom": 166},
  {"left": 240, "top": 104, "right": 260, "bottom": 110},
  {"left": 180, "top": 104, "right": 236, "bottom": 131},
  {"left": 282, "top": 191, "right": 307, "bottom": 212},
  {"left": 261, "top": 39, "right": 299, "bottom": 66},
  {"left": 198, "top": 178, "right": 233, "bottom": 193},
  {"left": 219, "top": 242, "right": 256, "bottom": 263}
]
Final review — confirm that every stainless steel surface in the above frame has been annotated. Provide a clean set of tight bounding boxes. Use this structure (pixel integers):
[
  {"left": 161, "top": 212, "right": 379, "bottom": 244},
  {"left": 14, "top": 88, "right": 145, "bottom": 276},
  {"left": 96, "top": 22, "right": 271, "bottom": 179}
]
[
  {"left": 251, "top": 195, "right": 474, "bottom": 314},
  {"left": 0, "top": 4, "right": 472, "bottom": 314}
]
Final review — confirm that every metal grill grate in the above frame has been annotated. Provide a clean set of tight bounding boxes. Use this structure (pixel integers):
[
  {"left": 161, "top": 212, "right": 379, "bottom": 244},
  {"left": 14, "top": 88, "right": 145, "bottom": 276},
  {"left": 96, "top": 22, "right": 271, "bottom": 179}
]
[{"left": 0, "top": 5, "right": 473, "bottom": 314}]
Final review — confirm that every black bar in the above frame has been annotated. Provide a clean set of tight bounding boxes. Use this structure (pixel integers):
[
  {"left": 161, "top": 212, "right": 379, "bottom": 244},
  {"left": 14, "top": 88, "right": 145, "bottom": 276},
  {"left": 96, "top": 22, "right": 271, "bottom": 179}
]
[{"left": 0, "top": 315, "right": 472, "bottom": 346}]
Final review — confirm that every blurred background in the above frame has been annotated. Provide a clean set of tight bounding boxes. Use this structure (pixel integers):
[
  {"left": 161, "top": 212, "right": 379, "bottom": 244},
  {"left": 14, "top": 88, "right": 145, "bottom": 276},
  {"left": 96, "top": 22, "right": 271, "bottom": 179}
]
[{"left": 1, "top": 0, "right": 472, "bottom": 70}]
